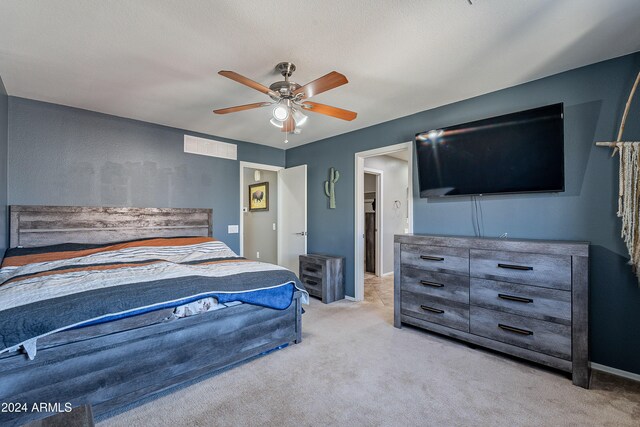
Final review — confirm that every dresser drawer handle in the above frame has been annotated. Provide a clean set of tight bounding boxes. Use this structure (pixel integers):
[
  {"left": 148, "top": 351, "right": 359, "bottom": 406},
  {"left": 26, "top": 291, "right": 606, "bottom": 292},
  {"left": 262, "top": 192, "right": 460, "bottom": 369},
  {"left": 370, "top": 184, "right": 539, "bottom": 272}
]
[
  {"left": 306, "top": 279, "right": 318, "bottom": 286},
  {"left": 420, "top": 255, "right": 445, "bottom": 262},
  {"left": 497, "top": 263, "right": 533, "bottom": 271},
  {"left": 420, "top": 305, "right": 444, "bottom": 314},
  {"left": 498, "top": 323, "right": 533, "bottom": 336},
  {"left": 420, "top": 280, "right": 444, "bottom": 288},
  {"left": 498, "top": 293, "right": 533, "bottom": 303},
  {"left": 305, "top": 267, "right": 319, "bottom": 273}
]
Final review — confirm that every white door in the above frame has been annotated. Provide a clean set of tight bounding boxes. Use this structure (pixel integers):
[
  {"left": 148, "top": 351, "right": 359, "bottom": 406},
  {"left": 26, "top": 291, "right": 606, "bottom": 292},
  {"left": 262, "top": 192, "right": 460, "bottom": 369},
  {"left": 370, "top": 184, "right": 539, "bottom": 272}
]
[{"left": 277, "top": 165, "right": 307, "bottom": 274}]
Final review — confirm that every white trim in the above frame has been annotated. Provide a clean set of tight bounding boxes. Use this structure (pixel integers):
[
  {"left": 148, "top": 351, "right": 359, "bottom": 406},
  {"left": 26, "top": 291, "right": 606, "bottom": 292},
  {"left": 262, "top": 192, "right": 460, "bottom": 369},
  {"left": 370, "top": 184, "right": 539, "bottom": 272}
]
[
  {"left": 364, "top": 167, "right": 383, "bottom": 277},
  {"left": 355, "top": 155, "right": 365, "bottom": 301},
  {"left": 239, "top": 161, "right": 284, "bottom": 257},
  {"left": 354, "top": 142, "right": 414, "bottom": 301},
  {"left": 590, "top": 362, "right": 640, "bottom": 382},
  {"left": 344, "top": 295, "right": 357, "bottom": 302},
  {"left": 382, "top": 271, "right": 394, "bottom": 277}
]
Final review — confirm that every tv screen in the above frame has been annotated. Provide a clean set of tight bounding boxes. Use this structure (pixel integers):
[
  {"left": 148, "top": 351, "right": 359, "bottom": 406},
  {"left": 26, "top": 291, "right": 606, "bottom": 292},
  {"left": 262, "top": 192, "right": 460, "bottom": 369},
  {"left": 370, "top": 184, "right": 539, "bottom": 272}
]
[{"left": 415, "top": 103, "right": 564, "bottom": 197}]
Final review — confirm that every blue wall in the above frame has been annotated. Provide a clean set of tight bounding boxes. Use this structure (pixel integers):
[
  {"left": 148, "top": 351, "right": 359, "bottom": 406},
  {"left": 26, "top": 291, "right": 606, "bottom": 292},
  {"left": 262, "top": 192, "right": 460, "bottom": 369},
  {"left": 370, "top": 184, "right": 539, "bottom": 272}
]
[
  {"left": 0, "top": 76, "right": 7, "bottom": 256},
  {"left": 7, "top": 98, "right": 285, "bottom": 253},
  {"left": 286, "top": 53, "right": 640, "bottom": 375}
]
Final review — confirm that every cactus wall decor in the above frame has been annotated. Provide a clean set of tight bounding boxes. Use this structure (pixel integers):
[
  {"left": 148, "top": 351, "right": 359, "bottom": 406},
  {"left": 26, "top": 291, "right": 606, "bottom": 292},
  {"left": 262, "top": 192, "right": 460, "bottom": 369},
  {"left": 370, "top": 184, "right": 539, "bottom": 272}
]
[{"left": 324, "top": 167, "right": 340, "bottom": 209}]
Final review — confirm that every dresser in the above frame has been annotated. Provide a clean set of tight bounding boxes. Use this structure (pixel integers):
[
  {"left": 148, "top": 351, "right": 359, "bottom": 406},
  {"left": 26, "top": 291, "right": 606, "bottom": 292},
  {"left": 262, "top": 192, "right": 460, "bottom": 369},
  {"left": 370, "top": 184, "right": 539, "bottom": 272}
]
[
  {"left": 299, "top": 254, "right": 345, "bottom": 304},
  {"left": 394, "top": 234, "right": 589, "bottom": 388}
]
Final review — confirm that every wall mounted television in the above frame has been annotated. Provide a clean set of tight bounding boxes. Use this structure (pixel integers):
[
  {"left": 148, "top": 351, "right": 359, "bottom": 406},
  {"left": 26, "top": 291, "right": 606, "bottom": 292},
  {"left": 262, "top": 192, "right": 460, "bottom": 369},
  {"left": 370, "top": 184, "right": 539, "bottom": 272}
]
[{"left": 415, "top": 103, "right": 564, "bottom": 198}]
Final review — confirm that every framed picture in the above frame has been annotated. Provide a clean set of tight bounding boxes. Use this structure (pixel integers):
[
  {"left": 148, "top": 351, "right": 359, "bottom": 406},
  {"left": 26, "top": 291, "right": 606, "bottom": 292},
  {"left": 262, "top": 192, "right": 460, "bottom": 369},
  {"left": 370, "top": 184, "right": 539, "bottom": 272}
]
[{"left": 249, "top": 182, "right": 269, "bottom": 211}]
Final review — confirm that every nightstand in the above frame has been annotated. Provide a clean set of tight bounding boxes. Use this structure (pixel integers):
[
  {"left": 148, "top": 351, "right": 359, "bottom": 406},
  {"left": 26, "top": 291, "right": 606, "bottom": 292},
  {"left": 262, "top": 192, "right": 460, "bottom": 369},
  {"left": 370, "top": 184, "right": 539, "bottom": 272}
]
[{"left": 299, "top": 254, "right": 345, "bottom": 303}]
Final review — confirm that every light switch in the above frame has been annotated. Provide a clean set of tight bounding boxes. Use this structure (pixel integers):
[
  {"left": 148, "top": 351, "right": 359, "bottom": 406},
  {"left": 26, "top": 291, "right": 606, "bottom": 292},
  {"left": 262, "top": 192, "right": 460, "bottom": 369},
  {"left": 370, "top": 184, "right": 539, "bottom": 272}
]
[
  {"left": 228, "top": 225, "right": 239, "bottom": 234},
  {"left": 272, "top": 223, "right": 276, "bottom": 230}
]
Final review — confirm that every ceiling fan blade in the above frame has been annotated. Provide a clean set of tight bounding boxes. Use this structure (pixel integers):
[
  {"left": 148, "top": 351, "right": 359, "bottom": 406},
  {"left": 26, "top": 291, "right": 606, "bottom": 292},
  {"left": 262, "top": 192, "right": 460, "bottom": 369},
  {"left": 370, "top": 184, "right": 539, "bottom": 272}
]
[
  {"left": 293, "top": 71, "right": 348, "bottom": 99},
  {"left": 281, "top": 116, "right": 296, "bottom": 133},
  {"left": 218, "top": 70, "right": 278, "bottom": 98},
  {"left": 300, "top": 101, "right": 357, "bottom": 121},
  {"left": 213, "top": 102, "right": 272, "bottom": 115}
]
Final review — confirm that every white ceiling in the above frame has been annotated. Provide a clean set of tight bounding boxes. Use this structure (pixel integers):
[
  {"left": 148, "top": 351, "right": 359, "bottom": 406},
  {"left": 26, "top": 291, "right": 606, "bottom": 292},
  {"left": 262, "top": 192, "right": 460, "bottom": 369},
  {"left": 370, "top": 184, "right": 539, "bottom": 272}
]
[{"left": 1, "top": 1, "right": 639, "bottom": 149}]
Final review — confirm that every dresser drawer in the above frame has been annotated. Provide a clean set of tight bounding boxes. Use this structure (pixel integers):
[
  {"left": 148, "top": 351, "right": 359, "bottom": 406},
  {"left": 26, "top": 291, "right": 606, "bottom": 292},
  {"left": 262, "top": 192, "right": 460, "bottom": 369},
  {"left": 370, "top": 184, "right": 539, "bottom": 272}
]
[
  {"left": 470, "top": 306, "right": 571, "bottom": 360},
  {"left": 401, "top": 266, "right": 469, "bottom": 304},
  {"left": 470, "top": 278, "right": 570, "bottom": 324},
  {"left": 401, "top": 291, "right": 469, "bottom": 332},
  {"left": 470, "top": 249, "right": 571, "bottom": 290},
  {"left": 401, "top": 244, "right": 469, "bottom": 275}
]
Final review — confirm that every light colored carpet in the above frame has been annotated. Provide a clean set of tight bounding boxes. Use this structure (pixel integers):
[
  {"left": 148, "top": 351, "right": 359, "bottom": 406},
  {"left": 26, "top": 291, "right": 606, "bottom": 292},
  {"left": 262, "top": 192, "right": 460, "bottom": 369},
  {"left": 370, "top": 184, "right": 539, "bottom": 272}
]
[{"left": 99, "top": 275, "right": 640, "bottom": 427}]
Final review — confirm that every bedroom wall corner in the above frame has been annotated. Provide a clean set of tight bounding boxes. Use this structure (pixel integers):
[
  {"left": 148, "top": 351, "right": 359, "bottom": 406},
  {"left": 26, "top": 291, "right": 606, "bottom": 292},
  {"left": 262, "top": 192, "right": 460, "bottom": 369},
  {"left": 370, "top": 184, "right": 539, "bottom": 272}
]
[{"left": 0, "top": 75, "right": 8, "bottom": 257}]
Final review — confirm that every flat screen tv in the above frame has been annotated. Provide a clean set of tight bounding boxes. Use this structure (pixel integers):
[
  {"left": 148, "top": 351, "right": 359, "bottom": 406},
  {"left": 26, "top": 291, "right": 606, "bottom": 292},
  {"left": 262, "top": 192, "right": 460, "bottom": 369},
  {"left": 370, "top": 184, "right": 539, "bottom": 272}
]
[{"left": 415, "top": 103, "right": 564, "bottom": 198}]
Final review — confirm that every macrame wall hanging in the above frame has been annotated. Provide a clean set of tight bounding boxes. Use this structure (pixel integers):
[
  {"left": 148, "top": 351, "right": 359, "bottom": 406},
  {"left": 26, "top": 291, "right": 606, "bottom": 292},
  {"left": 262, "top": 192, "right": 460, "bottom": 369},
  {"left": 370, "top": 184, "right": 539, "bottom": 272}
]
[{"left": 596, "top": 70, "right": 640, "bottom": 278}]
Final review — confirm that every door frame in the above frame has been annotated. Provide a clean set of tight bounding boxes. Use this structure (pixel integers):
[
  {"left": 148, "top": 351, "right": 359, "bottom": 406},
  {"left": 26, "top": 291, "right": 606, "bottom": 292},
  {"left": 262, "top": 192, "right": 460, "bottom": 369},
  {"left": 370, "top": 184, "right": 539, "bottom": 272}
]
[
  {"left": 354, "top": 142, "right": 414, "bottom": 301},
  {"left": 239, "top": 161, "right": 284, "bottom": 257},
  {"left": 363, "top": 167, "right": 383, "bottom": 277}
]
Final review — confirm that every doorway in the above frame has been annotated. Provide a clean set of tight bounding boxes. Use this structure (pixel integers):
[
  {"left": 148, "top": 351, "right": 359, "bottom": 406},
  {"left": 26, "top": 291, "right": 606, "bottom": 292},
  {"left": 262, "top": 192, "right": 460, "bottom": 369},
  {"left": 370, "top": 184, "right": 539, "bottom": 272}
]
[
  {"left": 239, "top": 162, "right": 308, "bottom": 274},
  {"left": 240, "top": 162, "right": 282, "bottom": 263},
  {"left": 354, "top": 142, "right": 413, "bottom": 302}
]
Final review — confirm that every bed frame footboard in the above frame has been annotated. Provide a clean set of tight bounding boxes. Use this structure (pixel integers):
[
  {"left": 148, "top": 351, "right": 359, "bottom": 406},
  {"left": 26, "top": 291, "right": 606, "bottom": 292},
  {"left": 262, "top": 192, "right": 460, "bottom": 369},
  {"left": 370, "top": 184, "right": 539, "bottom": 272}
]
[{"left": 0, "top": 292, "right": 303, "bottom": 426}]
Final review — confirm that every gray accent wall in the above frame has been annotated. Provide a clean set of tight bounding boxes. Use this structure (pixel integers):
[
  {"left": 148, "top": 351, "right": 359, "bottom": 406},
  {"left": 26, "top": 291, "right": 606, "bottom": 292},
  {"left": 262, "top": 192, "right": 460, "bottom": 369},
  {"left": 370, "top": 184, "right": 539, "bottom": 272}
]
[
  {"left": 7, "top": 97, "right": 285, "bottom": 253},
  {"left": 286, "top": 53, "right": 640, "bottom": 375},
  {"left": 0, "top": 76, "right": 7, "bottom": 256}
]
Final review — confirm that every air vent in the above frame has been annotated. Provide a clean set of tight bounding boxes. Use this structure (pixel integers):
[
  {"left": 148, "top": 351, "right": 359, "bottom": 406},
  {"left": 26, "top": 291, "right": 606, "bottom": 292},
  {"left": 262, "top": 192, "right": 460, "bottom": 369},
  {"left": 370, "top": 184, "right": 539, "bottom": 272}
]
[{"left": 184, "top": 135, "right": 237, "bottom": 160}]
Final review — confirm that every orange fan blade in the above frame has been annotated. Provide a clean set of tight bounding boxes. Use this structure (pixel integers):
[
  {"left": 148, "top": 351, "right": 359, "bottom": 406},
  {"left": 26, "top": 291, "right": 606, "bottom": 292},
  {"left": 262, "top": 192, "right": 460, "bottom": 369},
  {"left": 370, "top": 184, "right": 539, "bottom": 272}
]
[
  {"left": 300, "top": 101, "right": 357, "bottom": 121},
  {"left": 218, "top": 70, "right": 278, "bottom": 98},
  {"left": 213, "top": 102, "right": 272, "bottom": 114},
  {"left": 281, "top": 116, "right": 296, "bottom": 132},
  {"left": 293, "top": 71, "right": 348, "bottom": 99}
]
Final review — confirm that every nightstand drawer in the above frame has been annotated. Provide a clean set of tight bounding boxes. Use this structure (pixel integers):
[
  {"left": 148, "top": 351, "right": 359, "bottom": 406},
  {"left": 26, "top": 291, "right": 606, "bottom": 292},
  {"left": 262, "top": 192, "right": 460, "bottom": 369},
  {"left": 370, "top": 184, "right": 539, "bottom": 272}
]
[
  {"left": 470, "top": 278, "right": 570, "bottom": 324},
  {"left": 470, "top": 249, "right": 571, "bottom": 290},
  {"left": 470, "top": 306, "right": 571, "bottom": 360},
  {"left": 401, "top": 244, "right": 469, "bottom": 276},
  {"left": 401, "top": 267, "right": 469, "bottom": 304},
  {"left": 299, "top": 261, "right": 324, "bottom": 279},
  {"left": 401, "top": 291, "right": 469, "bottom": 332},
  {"left": 301, "top": 274, "right": 322, "bottom": 297}
]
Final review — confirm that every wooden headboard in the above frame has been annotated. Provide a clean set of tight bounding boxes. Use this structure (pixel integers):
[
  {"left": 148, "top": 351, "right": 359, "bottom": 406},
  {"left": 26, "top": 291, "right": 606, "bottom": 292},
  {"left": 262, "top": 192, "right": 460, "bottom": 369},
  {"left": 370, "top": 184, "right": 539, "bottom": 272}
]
[{"left": 9, "top": 205, "right": 213, "bottom": 248}]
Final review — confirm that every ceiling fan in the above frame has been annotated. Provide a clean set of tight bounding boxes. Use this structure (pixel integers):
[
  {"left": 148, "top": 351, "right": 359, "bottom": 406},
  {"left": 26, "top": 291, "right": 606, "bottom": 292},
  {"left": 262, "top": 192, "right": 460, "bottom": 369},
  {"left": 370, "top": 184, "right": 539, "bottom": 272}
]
[{"left": 213, "top": 62, "right": 357, "bottom": 141}]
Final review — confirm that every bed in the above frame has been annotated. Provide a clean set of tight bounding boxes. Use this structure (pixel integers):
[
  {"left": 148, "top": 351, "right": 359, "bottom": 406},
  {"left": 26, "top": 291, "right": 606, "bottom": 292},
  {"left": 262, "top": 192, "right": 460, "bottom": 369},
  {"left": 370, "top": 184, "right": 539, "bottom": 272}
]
[{"left": 0, "top": 205, "right": 306, "bottom": 426}]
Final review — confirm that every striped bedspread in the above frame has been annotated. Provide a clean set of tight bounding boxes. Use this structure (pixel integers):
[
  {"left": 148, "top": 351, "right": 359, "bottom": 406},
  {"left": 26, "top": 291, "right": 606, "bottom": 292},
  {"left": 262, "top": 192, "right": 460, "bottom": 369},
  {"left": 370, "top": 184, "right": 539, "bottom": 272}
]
[{"left": 0, "top": 237, "right": 307, "bottom": 357}]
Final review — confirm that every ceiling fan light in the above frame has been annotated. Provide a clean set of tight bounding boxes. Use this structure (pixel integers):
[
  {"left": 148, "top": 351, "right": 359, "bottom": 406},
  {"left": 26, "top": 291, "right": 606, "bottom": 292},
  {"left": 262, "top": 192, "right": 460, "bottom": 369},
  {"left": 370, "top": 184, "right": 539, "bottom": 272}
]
[
  {"left": 427, "top": 129, "right": 444, "bottom": 140},
  {"left": 292, "top": 108, "right": 308, "bottom": 127},
  {"left": 273, "top": 105, "right": 289, "bottom": 121},
  {"left": 270, "top": 118, "right": 283, "bottom": 128}
]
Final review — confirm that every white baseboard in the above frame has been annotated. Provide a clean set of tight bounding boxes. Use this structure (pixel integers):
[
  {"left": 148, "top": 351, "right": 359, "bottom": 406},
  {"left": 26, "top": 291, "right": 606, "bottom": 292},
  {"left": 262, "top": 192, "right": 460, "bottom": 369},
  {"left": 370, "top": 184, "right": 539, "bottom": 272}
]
[
  {"left": 382, "top": 271, "right": 394, "bottom": 277},
  {"left": 590, "top": 362, "right": 640, "bottom": 382},
  {"left": 345, "top": 295, "right": 356, "bottom": 301}
]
